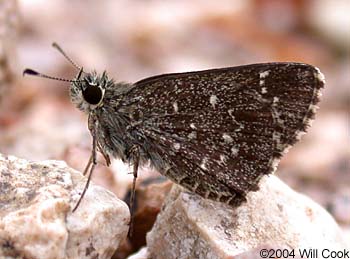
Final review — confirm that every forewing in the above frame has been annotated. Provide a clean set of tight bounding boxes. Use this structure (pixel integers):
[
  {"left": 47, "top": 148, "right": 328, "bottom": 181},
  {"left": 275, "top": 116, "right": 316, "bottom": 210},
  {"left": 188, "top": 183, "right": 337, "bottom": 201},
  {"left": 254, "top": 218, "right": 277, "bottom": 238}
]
[{"left": 120, "top": 63, "right": 324, "bottom": 205}]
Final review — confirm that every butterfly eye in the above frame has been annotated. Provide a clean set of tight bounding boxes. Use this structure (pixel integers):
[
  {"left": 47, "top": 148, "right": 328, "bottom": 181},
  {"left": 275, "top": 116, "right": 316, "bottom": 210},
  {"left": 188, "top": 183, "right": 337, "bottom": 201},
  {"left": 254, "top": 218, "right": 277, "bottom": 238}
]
[{"left": 82, "top": 84, "right": 103, "bottom": 105}]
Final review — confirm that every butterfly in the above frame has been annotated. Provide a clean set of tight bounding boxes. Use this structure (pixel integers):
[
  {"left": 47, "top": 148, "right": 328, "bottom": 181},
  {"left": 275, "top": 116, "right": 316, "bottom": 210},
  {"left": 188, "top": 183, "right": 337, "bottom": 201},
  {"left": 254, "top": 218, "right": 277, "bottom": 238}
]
[{"left": 24, "top": 43, "right": 324, "bottom": 222}]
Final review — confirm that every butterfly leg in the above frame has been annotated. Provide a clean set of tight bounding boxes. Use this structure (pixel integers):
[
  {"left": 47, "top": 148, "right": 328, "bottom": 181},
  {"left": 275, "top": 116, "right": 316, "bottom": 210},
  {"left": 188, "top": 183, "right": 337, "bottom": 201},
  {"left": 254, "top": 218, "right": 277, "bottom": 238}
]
[
  {"left": 82, "top": 154, "right": 93, "bottom": 176},
  {"left": 97, "top": 141, "right": 111, "bottom": 166},
  {"left": 127, "top": 145, "right": 140, "bottom": 236},
  {"left": 82, "top": 141, "right": 109, "bottom": 176},
  {"left": 72, "top": 115, "right": 98, "bottom": 212}
]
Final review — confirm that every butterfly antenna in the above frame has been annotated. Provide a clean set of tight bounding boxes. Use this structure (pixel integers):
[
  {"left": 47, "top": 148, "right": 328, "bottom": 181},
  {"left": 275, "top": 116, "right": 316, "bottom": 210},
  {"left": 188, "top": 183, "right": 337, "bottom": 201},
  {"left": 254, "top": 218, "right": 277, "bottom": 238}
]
[
  {"left": 52, "top": 42, "right": 82, "bottom": 70},
  {"left": 23, "top": 68, "right": 81, "bottom": 83}
]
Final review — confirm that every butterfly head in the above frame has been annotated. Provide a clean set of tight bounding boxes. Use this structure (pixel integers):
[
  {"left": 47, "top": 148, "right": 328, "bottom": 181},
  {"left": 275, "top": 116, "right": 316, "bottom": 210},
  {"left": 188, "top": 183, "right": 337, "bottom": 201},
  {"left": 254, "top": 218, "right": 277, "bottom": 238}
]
[{"left": 70, "top": 69, "right": 108, "bottom": 113}]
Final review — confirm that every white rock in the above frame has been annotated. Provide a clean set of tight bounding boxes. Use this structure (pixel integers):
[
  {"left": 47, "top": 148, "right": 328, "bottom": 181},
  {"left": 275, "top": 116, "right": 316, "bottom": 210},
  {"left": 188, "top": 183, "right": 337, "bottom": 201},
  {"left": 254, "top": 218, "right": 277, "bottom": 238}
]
[
  {"left": 0, "top": 154, "right": 130, "bottom": 259},
  {"left": 126, "top": 247, "right": 149, "bottom": 259},
  {"left": 146, "top": 175, "right": 349, "bottom": 259}
]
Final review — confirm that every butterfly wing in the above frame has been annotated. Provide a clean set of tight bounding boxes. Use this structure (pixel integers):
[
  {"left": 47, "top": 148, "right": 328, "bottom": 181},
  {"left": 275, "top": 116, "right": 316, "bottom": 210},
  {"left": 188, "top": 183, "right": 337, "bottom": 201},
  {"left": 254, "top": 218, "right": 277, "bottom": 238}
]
[{"left": 120, "top": 63, "right": 324, "bottom": 205}]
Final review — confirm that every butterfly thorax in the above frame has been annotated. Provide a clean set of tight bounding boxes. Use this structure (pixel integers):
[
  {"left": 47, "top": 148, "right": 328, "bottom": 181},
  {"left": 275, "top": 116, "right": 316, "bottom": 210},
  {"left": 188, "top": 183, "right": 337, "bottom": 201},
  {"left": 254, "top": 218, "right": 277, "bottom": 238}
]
[{"left": 93, "top": 81, "right": 146, "bottom": 162}]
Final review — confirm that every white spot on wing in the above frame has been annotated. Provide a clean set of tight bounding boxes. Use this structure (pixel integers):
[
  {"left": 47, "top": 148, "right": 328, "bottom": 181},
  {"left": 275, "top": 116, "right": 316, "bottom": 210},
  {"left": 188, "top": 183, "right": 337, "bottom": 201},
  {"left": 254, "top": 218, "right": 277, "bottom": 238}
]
[
  {"left": 235, "top": 124, "right": 244, "bottom": 132},
  {"left": 190, "top": 123, "right": 196, "bottom": 129},
  {"left": 173, "top": 102, "right": 178, "bottom": 113},
  {"left": 200, "top": 158, "right": 208, "bottom": 170},
  {"left": 228, "top": 109, "right": 235, "bottom": 118},
  {"left": 188, "top": 131, "right": 197, "bottom": 139},
  {"left": 314, "top": 67, "right": 325, "bottom": 83},
  {"left": 259, "top": 71, "right": 270, "bottom": 87},
  {"left": 260, "top": 70, "right": 270, "bottom": 78},
  {"left": 222, "top": 133, "right": 233, "bottom": 143},
  {"left": 261, "top": 87, "right": 267, "bottom": 94},
  {"left": 173, "top": 143, "right": 180, "bottom": 150},
  {"left": 231, "top": 147, "right": 238, "bottom": 156},
  {"left": 219, "top": 154, "right": 227, "bottom": 164},
  {"left": 308, "top": 104, "right": 318, "bottom": 113},
  {"left": 210, "top": 95, "right": 218, "bottom": 108},
  {"left": 269, "top": 157, "right": 280, "bottom": 174}
]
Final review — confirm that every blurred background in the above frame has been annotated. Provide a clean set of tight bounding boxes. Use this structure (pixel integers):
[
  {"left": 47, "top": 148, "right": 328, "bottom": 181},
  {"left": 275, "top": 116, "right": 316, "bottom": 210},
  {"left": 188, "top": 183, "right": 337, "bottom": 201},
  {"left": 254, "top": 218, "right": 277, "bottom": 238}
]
[{"left": 0, "top": 0, "right": 349, "bottom": 257}]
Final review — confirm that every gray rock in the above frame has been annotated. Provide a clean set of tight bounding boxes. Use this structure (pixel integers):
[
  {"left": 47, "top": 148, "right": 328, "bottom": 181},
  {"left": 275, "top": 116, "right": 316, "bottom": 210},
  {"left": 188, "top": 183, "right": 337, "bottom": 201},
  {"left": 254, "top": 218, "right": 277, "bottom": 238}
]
[
  {"left": 0, "top": 154, "right": 130, "bottom": 259},
  {"left": 147, "top": 175, "right": 349, "bottom": 259}
]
